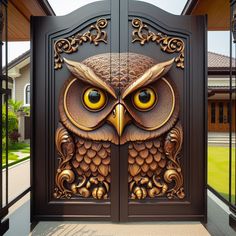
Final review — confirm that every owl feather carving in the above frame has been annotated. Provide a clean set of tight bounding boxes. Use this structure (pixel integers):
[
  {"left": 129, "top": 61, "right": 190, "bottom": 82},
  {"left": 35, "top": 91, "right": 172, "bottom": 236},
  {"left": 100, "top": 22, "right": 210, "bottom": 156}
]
[{"left": 54, "top": 53, "right": 185, "bottom": 200}]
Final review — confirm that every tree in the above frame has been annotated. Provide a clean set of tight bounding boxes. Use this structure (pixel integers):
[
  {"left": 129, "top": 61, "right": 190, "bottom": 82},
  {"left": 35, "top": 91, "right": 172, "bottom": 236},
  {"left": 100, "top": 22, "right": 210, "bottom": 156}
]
[
  {"left": 8, "top": 99, "right": 30, "bottom": 115},
  {"left": 8, "top": 99, "right": 23, "bottom": 113}
]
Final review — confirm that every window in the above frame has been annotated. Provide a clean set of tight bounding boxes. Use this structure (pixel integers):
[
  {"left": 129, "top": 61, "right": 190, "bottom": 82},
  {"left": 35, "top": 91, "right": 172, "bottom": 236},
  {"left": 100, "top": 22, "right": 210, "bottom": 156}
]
[
  {"left": 227, "top": 102, "right": 230, "bottom": 123},
  {"left": 24, "top": 83, "right": 30, "bottom": 106},
  {"left": 211, "top": 102, "right": 215, "bottom": 123},
  {"left": 218, "top": 102, "right": 223, "bottom": 123}
]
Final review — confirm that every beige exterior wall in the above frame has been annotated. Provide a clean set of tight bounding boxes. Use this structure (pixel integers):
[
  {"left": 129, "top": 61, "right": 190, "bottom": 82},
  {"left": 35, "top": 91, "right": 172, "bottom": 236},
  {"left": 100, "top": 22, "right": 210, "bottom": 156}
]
[{"left": 14, "top": 64, "right": 30, "bottom": 105}]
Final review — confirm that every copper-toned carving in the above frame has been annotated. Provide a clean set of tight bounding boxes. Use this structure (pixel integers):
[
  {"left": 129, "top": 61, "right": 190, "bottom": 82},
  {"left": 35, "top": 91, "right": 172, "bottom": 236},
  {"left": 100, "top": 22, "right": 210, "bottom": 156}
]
[
  {"left": 55, "top": 52, "right": 185, "bottom": 201},
  {"left": 121, "top": 58, "right": 175, "bottom": 99},
  {"left": 128, "top": 122, "right": 185, "bottom": 200},
  {"left": 54, "top": 18, "right": 108, "bottom": 69},
  {"left": 54, "top": 124, "right": 75, "bottom": 199},
  {"left": 164, "top": 122, "right": 185, "bottom": 199},
  {"left": 59, "top": 53, "right": 179, "bottom": 146},
  {"left": 64, "top": 58, "right": 117, "bottom": 99},
  {"left": 54, "top": 124, "right": 111, "bottom": 199},
  {"left": 132, "top": 18, "right": 185, "bottom": 69}
]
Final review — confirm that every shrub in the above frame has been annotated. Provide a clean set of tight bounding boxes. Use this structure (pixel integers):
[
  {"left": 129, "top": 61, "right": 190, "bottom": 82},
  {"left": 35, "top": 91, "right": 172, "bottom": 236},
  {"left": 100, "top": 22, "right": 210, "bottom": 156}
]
[
  {"left": 2, "top": 104, "right": 19, "bottom": 150},
  {"left": 9, "top": 130, "right": 21, "bottom": 143},
  {"left": 2, "top": 137, "right": 6, "bottom": 151},
  {"left": 2, "top": 104, "right": 18, "bottom": 136},
  {"left": 8, "top": 141, "right": 29, "bottom": 150}
]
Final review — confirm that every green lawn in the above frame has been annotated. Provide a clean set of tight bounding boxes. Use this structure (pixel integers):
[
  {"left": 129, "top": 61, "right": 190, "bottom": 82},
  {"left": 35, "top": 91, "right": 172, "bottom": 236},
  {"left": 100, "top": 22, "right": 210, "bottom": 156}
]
[
  {"left": 19, "top": 147, "right": 30, "bottom": 153},
  {"left": 208, "top": 146, "right": 236, "bottom": 203},
  {"left": 2, "top": 142, "right": 30, "bottom": 168},
  {"left": 2, "top": 152, "right": 18, "bottom": 163}
]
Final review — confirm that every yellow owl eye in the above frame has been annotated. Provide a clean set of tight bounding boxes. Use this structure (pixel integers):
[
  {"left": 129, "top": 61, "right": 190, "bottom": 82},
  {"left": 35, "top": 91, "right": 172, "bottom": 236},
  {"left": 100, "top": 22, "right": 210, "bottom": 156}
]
[
  {"left": 133, "top": 88, "right": 157, "bottom": 110},
  {"left": 83, "top": 88, "right": 106, "bottom": 110}
]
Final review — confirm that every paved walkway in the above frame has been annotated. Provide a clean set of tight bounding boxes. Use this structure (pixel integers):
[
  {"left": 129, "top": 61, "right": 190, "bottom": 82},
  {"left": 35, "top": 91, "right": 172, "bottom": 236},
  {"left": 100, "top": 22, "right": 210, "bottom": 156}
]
[
  {"left": 31, "top": 222, "right": 209, "bottom": 236},
  {"left": 2, "top": 159, "right": 30, "bottom": 204}
]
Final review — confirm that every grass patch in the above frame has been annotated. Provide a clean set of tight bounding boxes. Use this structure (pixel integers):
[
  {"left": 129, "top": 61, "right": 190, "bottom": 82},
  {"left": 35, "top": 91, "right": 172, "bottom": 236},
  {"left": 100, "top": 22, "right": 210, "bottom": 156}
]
[
  {"left": 2, "top": 156, "right": 30, "bottom": 169},
  {"left": 208, "top": 146, "right": 235, "bottom": 203},
  {"left": 2, "top": 142, "right": 30, "bottom": 168},
  {"left": 2, "top": 152, "right": 18, "bottom": 164},
  {"left": 18, "top": 147, "right": 30, "bottom": 154}
]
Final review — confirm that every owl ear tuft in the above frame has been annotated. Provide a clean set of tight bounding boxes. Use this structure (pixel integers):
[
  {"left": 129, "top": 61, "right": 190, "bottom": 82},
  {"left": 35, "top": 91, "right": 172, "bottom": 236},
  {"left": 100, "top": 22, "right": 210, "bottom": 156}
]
[
  {"left": 121, "top": 58, "right": 175, "bottom": 99},
  {"left": 63, "top": 57, "right": 117, "bottom": 99}
]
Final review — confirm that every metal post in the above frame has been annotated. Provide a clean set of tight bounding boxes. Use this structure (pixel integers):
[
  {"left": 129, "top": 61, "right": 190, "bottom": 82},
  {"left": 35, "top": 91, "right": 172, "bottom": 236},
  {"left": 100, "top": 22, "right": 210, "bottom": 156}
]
[
  {"left": 0, "top": 0, "right": 9, "bottom": 234},
  {"left": 229, "top": 0, "right": 236, "bottom": 231}
]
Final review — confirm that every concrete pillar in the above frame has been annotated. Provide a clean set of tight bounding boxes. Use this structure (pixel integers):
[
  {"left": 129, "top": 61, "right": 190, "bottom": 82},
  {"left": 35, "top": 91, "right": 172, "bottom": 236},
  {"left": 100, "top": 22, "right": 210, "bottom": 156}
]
[{"left": 16, "top": 110, "right": 26, "bottom": 142}]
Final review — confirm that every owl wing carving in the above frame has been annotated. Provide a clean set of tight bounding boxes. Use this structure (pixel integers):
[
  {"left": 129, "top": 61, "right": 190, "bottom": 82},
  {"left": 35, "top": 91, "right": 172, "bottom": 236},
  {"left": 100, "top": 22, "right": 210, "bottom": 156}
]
[
  {"left": 128, "top": 139, "right": 166, "bottom": 183},
  {"left": 72, "top": 137, "right": 111, "bottom": 183}
]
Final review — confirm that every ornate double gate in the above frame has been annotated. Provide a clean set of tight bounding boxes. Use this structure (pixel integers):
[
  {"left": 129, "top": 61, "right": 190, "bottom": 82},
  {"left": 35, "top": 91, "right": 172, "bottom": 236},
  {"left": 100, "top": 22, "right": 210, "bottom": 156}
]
[{"left": 31, "top": 0, "right": 207, "bottom": 222}]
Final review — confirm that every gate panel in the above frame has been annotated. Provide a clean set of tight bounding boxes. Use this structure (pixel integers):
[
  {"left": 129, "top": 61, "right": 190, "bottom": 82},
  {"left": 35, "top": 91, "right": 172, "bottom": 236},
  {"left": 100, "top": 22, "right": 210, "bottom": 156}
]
[
  {"left": 119, "top": 0, "right": 207, "bottom": 221},
  {"left": 32, "top": 0, "right": 206, "bottom": 222},
  {"left": 31, "top": 1, "right": 121, "bottom": 221}
]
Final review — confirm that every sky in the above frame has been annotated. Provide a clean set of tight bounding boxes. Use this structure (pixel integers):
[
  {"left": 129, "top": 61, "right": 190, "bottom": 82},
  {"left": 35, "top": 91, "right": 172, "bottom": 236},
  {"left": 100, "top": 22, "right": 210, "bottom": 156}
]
[{"left": 3, "top": 0, "right": 230, "bottom": 65}]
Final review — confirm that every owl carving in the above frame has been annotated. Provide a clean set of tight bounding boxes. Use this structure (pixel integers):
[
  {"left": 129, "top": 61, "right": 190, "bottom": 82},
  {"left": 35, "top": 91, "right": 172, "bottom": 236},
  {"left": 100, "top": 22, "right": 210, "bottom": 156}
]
[{"left": 54, "top": 53, "right": 185, "bottom": 200}]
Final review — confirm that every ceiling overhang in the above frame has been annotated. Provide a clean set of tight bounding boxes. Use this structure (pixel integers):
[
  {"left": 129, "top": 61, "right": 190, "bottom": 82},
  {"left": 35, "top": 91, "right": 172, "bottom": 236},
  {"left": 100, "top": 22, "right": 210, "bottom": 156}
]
[
  {"left": 182, "top": 0, "right": 230, "bottom": 30},
  {"left": 3, "top": 0, "right": 55, "bottom": 41}
]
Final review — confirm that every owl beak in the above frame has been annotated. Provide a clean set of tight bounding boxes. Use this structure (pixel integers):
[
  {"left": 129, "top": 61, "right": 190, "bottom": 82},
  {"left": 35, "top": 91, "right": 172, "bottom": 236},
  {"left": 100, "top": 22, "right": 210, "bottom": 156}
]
[{"left": 107, "top": 104, "right": 131, "bottom": 136}]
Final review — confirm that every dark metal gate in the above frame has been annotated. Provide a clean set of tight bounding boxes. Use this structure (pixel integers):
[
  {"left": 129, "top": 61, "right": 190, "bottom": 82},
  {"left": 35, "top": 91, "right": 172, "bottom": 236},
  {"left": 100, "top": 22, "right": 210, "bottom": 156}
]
[{"left": 31, "top": 0, "right": 207, "bottom": 222}]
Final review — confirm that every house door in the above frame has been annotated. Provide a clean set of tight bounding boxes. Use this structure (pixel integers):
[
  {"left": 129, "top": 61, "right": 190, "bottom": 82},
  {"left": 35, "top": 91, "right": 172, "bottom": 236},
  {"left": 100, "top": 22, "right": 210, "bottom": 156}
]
[
  {"left": 208, "top": 101, "right": 230, "bottom": 132},
  {"left": 32, "top": 0, "right": 206, "bottom": 222}
]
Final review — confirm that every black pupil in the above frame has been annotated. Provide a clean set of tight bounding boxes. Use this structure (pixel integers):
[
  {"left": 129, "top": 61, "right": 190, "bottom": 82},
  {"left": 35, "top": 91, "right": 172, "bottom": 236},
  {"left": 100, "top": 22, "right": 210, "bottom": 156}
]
[
  {"left": 88, "top": 90, "right": 101, "bottom": 103},
  {"left": 139, "top": 90, "right": 151, "bottom": 103}
]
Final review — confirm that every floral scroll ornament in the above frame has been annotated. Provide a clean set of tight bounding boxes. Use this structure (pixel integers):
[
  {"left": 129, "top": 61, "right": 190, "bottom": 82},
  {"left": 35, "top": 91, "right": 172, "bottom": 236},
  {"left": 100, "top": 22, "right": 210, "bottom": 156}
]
[
  {"left": 54, "top": 18, "right": 108, "bottom": 69},
  {"left": 54, "top": 124, "right": 75, "bottom": 199},
  {"left": 132, "top": 18, "right": 185, "bottom": 69}
]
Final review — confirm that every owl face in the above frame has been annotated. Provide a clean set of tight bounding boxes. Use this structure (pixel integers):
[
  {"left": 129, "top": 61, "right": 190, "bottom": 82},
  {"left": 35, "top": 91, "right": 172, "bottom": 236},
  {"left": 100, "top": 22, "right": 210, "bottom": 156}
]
[{"left": 59, "top": 53, "right": 179, "bottom": 145}]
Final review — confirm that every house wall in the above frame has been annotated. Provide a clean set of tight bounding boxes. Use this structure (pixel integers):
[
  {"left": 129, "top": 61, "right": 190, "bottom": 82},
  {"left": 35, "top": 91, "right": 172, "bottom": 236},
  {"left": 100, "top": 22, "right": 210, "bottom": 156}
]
[
  {"left": 14, "top": 64, "right": 30, "bottom": 105},
  {"left": 208, "top": 74, "right": 233, "bottom": 87}
]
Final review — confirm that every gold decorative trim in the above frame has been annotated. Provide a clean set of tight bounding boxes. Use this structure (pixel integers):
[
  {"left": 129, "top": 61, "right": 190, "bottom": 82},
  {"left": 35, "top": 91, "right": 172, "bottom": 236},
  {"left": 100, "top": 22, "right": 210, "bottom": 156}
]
[
  {"left": 164, "top": 122, "right": 185, "bottom": 199},
  {"left": 131, "top": 18, "right": 185, "bottom": 69},
  {"left": 54, "top": 18, "right": 108, "bottom": 70},
  {"left": 54, "top": 124, "right": 75, "bottom": 199}
]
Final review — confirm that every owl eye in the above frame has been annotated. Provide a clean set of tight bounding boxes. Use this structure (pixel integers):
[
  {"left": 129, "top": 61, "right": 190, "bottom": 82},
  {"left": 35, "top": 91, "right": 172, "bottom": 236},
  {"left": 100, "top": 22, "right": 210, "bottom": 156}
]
[
  {"left": 83, "top": 88, "right": 106, "bottom": 111},
  {"left": 133, "top": 87, "right": 157, "bottom": 111}
]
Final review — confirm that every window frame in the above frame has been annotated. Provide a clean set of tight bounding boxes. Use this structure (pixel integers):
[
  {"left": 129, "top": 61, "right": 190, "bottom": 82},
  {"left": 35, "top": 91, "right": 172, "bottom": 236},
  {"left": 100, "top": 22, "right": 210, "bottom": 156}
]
[{"left": 24, "top": 83, "right": 30, "bottom": 106}]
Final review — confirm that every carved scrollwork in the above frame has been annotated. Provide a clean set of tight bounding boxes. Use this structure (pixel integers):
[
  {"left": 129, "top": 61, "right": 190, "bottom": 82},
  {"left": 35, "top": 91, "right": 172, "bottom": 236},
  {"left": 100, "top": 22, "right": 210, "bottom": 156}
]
[
  {"left": 54, "top": 124, "right": 75, "bottom": 199},
  {"left": 131, "top": 18, "right": 185, "bottom": 69},
  {"left": 54, "top": 18, "right": 108, "bottom": 69},
  {"left": 164, "top": 122, "right": 185, "bottom": 199}
]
